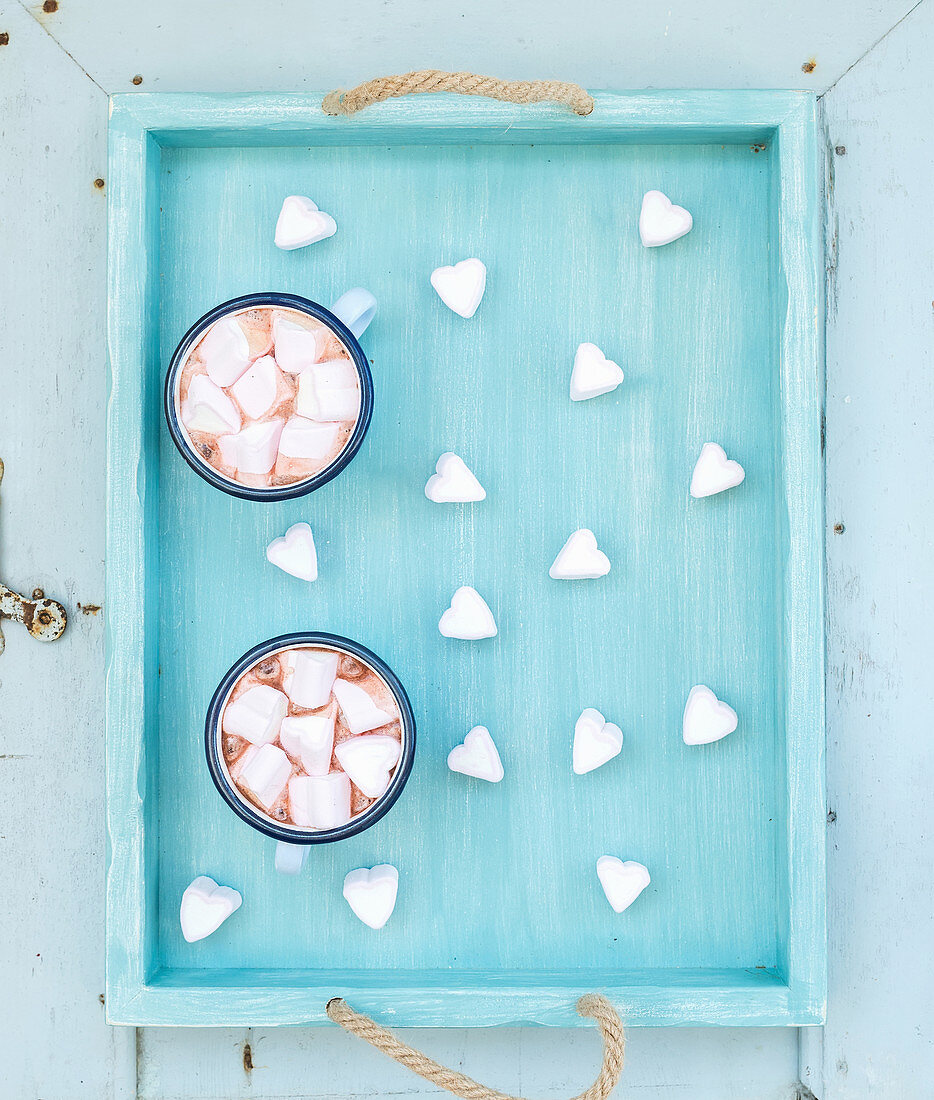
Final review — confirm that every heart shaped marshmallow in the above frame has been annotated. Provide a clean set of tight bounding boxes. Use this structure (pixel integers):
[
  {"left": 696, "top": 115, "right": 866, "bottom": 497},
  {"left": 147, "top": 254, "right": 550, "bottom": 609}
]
[
  {"left": 274, "top": 195, "right": 337, "bottom": 250},
  {"left": 279, "top": 711, "right": 335, "bottom": 776},
  {"left": 342, "top": 864, "right": 399, "bottom": 929},
  {"left": 549, "top": 529, "right": 611, "bottom": 580},
  {"left": 430, "top": 258, "right": 487, "bottom": 318},
  {"left": 200, "top": 315, "right": 252, "bottom": 388},
  {"left": 334, "top": 734, "right": 402, "bottom": 798},
  {"left": 181, "top": 376, "right": 242, "bottom": 436},
  {"left": 682, "top": 684, "right": 738, "bottom": 745},
  {"left": 639, "top": 190, "right": 693, "bottom": 247},
  {"left": 332, "top": 678, "right": 394, "bottom": 735},
  {"left": 223, "top": 684, "right": 289, "bottom": 745},
  {"left": 289, "top": 772, "right": 351, "bottom": 829},
  {"left": 569, "top": 342, "right": 625, "bottom": 401},
  {"left": 572, "top": 708, "right": 623, "bottom": 775},
  {"left": 447, "top": 725, "right": 504, "bottom": 782},
  {"left": 179, "top": 875, "right": 242, "bottom": 942},
  {"left": 439, "top": 586, "right": 497, "bottom": 639},
  {"left": 690, "top": 442, "right": 745, "bottom": 498},
  {"left": 266, "top": 522, "right": 318, "bottom": 582},
  {"left": 425, "top": 452, "right": 486, "bottom": 503},
  {"left": 596, "top": 857, "right": 650, "bottom": 913},
  {"left": 218, "top": 419, "right": 285, "bottom": 476}
]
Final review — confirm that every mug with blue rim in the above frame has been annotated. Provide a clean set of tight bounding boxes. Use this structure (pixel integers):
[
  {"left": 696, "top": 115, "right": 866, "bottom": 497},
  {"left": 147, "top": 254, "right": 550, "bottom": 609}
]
[
  {"left": 205, "top": 631, "right": 416, "bottom": 873},
  {"left": 164, "top": 289, "right": 376, "bottom": 501}
]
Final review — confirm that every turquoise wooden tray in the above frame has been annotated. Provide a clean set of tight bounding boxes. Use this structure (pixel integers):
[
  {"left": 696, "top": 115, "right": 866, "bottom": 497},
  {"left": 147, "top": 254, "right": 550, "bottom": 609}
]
[{"left": 105, "top": 91, "right": 825, "bottom": 1028}]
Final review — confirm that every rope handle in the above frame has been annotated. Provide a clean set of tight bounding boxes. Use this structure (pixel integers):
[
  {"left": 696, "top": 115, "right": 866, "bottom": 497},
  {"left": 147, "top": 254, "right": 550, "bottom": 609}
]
[
  {"left": 326, "top": 993, "right": 625, "bottom": 1100},
  {"left": 322, "top": 70, "right": 594, "bottom": 117}
]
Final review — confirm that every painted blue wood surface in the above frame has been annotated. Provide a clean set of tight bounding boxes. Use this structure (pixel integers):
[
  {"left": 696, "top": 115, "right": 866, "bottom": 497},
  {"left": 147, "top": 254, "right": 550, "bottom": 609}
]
[{"left": 105, "top": 92, "right": 824, "bottom": 1029}]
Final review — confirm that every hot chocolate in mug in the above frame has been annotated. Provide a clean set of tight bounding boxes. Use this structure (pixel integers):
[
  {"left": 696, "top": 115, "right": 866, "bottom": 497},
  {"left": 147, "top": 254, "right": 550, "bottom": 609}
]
[
  {"left": 164, "top": 290, "right": 376, "bottom": 501},
  {"left": 205, "top": 632, "right": 416, "bottom": 872}
]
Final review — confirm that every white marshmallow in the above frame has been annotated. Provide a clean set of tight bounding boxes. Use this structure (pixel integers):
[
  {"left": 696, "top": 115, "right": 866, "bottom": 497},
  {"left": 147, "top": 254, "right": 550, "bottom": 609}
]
[
  {"left": 342, "top": 865, "right": 399, "bottom": 929},
  {"left": 179, "top": 875, "right": 242, "bottom": 942},
  {"left": 690, "top": 443, "right": 745, "bottom": 498},
  {"left": 273, "top": 315, "right": 325, "bottom": 374},
  {"left": 569, "top": 342, "right": 624, "bottom": 401},
  {"left": 332, "top": 678, "right": 394, "bottom": 735},
  {"left": 181, "top": 375, "right": 241, "bottom": 436},
  {"left": 232, "top": 742, "right": 292, "bottom": 811},
  {"left": 222, "top": 684, "right": 288, "bottom": 745},
  {"left": 596, "top": 856, "right": 651, "bottom": 912},
  {"left": 274, "top": 841, "right": 309, "bottom": 875},
  {"left": 549, "top": 529, "right": 611, "bottom": 580},
  {"left": 447, "top": 725, "right": 504, "bottom": 783},
  {"left": 230, "top": 355, "right": 282, "bottom": 419},
  {"left": 277, "top": 415, "right": 341, "bottom": 460},
  {"left": 572, "top": 708, "right": 623, "bottom": 775},
  {"left": 217, "top": 419, "right": 284, "bottom": 475},
  {"left": 295, "top": 367, "right": 360, "bottom": 422},
  {"left": 266, "top": 521, "right": 318, "bottom": 582},
  {"left": 199, "top": 315, "right": 252, "bottom": 387},
  {"left": 312, "top": 359, "right": 359, "bottom": 389},
  {"left": 430, "top": 258, "right": 487, "bottom": 318},
  {"left": 439, "top": 586, "right": 497, "bottom": 640},
  {"left": 682, "top": 685, "right": 738, "bottom": 745},
  {"left": 279, "top": 711, "right": 335, "bottom": 776},
  {"left": 284, "top": 648, "right": 339, "bottom": 710},
  {"left": 288, "top": 772, "right": 351, "bottom": 829},
  {"left": 639, "top": 189, "right": 693, "bottom": 247},
  {"left": 425, "top": 453, "right": 486, "bottom": 503},
  {"left": 274, "top": 195, "right": 337, "bottom": 250},
  {"left": 334, "top": 734, "right": 401, "bottom": 798}
]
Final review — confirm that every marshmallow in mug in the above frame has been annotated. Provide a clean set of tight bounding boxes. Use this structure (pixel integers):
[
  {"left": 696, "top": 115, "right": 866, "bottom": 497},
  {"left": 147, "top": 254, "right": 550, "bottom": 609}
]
[
  {"left": 220, "top": 644, "right": 404, "bottom": 828},
  {"left": 172, "top": 292, "right": 375, "bottom": 495}
]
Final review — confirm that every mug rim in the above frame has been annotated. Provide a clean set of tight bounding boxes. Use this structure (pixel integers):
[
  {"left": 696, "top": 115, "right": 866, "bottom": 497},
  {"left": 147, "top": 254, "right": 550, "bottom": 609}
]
[
  {"left": 164, "top": 293, "right": 374, "bottom": 502},
  {"left": 205, "top": 631, "right": 416, "bottom": 844}
]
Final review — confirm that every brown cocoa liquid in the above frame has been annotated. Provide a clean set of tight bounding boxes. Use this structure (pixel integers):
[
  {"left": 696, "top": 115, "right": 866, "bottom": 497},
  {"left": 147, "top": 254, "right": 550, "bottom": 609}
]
[
  {"left": 221, "top": 646, "right": 402, "bottom": 827},
  {"left": 176, "top": 306, "right": 360, "bottom": 489}
]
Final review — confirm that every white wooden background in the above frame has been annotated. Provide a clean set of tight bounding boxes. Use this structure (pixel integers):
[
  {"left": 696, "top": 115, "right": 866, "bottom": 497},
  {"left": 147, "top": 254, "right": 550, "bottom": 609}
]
[{"left": 1, "top": 1, "right": 931, "bottom": 1096}]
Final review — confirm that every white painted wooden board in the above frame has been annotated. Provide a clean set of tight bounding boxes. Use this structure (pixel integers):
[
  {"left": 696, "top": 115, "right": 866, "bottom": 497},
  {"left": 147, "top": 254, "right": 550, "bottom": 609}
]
[
  {"left": 819, "top": 2, "right": 934, "bottom": 1096},
  {"left": 0, "top": 4, "right": 133, "bottom": 1098},
  {"left": 10, "top": 0, "right": 922, "bottom": 96},
  {"left": 2, "top": 0, "right": 932, "bottom": 1094}
]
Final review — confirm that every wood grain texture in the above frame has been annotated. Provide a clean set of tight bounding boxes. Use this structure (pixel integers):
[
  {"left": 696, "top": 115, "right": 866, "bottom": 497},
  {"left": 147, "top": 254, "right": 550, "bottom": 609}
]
[
  {"left": 820, "top": 2, "right": 934, "bottom": 1096},
  {"left": 137, "top": 1022, "right": 799, "bottom": 1099},
  {"left": 0, "top": 3, "right": 135, "bottom": 1097},
  {"left": 8, "top": 0, "right": 921, "bottom": 95},
  {"left": 105, "top": 92, "right": 824, "bottom": 1029}
]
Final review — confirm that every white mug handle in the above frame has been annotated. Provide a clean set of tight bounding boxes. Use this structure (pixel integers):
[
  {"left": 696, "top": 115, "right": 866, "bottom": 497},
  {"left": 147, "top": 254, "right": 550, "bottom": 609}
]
[
  {"left": 331, "top": 287, "right": 377, "bottom": 340},
  {"left": 275, "top": 841, "right": 309, "bottom": 875}
]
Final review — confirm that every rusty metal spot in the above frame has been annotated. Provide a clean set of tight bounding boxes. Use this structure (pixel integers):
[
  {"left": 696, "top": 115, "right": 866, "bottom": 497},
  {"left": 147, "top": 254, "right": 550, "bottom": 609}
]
[
  {"left": 0, "top": 460, "right": 67, "bottom": 653},
  {"left": 833, "top": 522, "right": 845, "bottom": 534},
  {"left": 77, "top": 602, "right": 102, "bottom": 615},
  {"left": 242, "top": 1042, "right": 254, "bottom": 1072},
  {"left": 801, "top": 59, "right": 817, "bottom": 73},
  {"left": 94, "top": 178, "right": 105, "bottom": 190},
  {"left": 132, "top": 74, "right": 143, "bottom": 86},
  {"left": 0, "top": 32, "right": 9, "bottom": 46},
  {"left": 42, "top": 0, "right": 58, "bottom": 11},
  {"left": 750, "top": 143, "right": 766, "bottom": 153}
]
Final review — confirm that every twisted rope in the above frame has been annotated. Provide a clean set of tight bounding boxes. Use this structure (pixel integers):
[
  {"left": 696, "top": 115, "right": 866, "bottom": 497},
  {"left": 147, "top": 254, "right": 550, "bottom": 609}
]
[
  {"left": 322, "top": 70, "right": 594, "bottom": 117},
  {"left": 326, "top": 993, "right": 625, "bottom": 1100}
]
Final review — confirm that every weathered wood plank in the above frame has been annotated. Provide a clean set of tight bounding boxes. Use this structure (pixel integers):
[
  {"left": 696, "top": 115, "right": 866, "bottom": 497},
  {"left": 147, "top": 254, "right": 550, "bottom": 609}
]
[
  {"left": 820, "top": 2, "right": 934, "bottom": 1097},
  {"left": 0, "top": 3, "right": 134, "bottom": 1097},
  {"left": 12, "top": 0, "right": 920, "bottom": 95}
]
